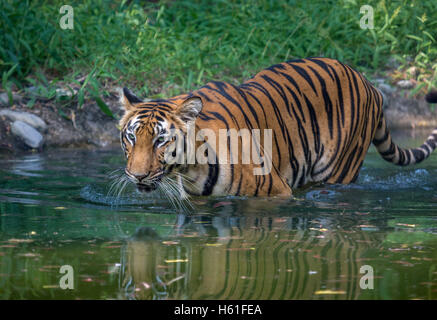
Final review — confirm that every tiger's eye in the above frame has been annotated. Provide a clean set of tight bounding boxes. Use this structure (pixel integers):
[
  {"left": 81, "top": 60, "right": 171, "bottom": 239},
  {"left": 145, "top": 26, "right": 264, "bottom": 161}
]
[
  {"left": 157, "top": 136, "right": 165, "bottom": 143},
  {"left": 127, "top": 133, "right": 135, "bottom": 141}
]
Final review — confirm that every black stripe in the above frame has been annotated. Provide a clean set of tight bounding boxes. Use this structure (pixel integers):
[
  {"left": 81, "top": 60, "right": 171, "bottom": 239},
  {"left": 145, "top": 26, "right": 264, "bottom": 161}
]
[
  {"left": 373, "top": 129, "right": 389, "bottom": 146},
  {"left": 380, "top": 142, "right": 396, "bottom": 157},
  {"left": 206, "top": 110, "right": 234, "bottom": 190},
  {"left": 337, "top": 145, "right": 360, "bottom": 183},
  {"left": 245, "top": 81, "right": 300, "bottom": 181},
  {"left": 196, "top": 91, "right": 213, "bottom": 102},
  {"left": 308, "top": 65, "right": 334, "bottom": 138},
  {"left": 206, "top": 82, "right": 256, "bottom": 131},
  {"left": 307, "top": 58, "right": 335, "bottom": 81},
  {"left": 286, "top": 63, "right": 318, "bottom": 96},
  {"left": 326, "top": 64, "right": 345, "bottom": 127},
  {"left": 411, "top": 148, "right": 426, "bottom": 163},
  {"left": 202, "top": 158, "right": 219, "bottom": 196}
]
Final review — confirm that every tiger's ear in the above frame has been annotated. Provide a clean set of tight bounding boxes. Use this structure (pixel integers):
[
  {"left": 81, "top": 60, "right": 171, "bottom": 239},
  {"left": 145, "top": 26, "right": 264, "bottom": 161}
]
[
  {"left": 177, "top": 97, "right": 203, "bottom": 122},
  {"left": 120, "top": 87, "right": 142, "bottom": 111}
]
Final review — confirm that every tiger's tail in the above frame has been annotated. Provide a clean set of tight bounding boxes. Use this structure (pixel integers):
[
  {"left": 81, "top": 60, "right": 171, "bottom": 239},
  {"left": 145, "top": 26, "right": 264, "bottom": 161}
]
[{"left": 373, "top": 91, "right": 437, "bottom": 166}]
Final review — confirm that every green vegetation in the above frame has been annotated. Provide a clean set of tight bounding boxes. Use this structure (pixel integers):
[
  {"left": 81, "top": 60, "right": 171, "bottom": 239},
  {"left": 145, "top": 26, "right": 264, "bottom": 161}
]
[{"left": 1, "top": 0, "right": 436, "bottom": 104}]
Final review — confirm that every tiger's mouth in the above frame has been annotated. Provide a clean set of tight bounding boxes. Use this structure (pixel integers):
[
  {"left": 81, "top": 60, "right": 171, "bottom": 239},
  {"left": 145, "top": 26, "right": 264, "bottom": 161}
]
[
  {"left": 136, "top": 183, "right": 158, "bottom": 192},
  {"left": 136, "top": 173, "right": 164, "bottom": 193}
]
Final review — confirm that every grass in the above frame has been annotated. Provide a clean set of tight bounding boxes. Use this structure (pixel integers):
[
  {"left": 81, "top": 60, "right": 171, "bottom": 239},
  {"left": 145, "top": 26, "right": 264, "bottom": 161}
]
[{"left": 1, "top": 0, "right": 436, "bottom": 110}]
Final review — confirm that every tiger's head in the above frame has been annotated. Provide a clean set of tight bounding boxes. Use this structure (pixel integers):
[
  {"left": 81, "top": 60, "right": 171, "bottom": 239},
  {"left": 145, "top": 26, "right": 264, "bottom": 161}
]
[{"left": 119, "top": 88, "right": 203, "bottom": 193}]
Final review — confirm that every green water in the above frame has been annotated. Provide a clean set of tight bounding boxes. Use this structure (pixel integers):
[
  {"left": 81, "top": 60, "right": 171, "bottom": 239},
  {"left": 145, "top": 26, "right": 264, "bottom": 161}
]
[{"left": 0, "top": 131, "right": 437, "bottom": 300}]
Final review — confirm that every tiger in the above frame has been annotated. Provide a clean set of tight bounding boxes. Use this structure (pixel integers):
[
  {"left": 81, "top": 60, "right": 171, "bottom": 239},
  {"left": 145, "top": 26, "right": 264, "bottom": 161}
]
[{"left": 118, "top": 57, "right": 437, "bottom": 199}]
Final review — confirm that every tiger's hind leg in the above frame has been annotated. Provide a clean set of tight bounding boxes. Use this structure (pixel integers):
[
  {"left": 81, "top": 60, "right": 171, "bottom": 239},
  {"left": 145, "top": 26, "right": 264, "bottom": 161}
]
[{"left": 324, "top": 140, "right": 371, "bottom": 185}]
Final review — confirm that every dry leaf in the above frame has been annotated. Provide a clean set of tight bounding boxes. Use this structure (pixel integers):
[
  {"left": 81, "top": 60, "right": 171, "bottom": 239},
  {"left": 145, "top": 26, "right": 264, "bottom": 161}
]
[
  {"left": 165, "top": 259, "right": 188, "bottom": 263},
  {"left": 315, "top": 290, "right": 346, "bottom": 295}
]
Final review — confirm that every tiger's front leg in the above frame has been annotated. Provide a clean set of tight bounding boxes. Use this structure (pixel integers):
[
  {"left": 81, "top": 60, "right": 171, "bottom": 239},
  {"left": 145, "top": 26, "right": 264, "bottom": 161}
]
[{"left": 233, "top": 164, "right": 293, "bottom": 197}]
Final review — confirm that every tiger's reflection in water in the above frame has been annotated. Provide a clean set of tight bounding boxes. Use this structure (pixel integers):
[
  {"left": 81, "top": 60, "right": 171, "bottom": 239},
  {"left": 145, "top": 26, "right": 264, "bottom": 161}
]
[{"left": 119, "top": 205, "right": 385, "bottom": 300}]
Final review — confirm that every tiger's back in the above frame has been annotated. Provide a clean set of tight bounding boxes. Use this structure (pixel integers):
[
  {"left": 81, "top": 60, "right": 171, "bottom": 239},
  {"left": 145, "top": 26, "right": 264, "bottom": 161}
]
[{"left": 193, "top": 58, "right": 383, "bottom": 194}]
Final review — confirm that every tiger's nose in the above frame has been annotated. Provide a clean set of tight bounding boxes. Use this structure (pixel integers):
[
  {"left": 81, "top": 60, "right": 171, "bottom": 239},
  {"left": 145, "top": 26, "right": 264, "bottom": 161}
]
[
  {"left": 134, "top": 174, "right": 148, "bottom": 183},
  {"left": 125, "top": 169, "right": 149, "bottom": 183}
]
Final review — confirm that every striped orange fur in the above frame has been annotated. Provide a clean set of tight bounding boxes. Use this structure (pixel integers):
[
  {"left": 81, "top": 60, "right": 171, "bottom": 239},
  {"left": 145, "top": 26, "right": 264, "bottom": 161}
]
[{"left": 119, "top": 58, "right": 437, "bottom": 197}]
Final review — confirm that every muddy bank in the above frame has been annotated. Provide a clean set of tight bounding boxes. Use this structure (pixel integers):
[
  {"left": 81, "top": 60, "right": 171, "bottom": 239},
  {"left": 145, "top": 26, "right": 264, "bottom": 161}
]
[
  {"left": 0, "top": 89, "right": 123, "bottom": 153},
  {"left": 0, "top": 80, "right": 436, "bottom": 154}
]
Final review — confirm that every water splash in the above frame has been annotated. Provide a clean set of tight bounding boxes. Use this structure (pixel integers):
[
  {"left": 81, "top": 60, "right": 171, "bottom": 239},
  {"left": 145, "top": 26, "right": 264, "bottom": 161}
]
[
  {"left": 80, "top": 184, "right": 161, "bottom": 206},
  {"left": 349, "top": 169, "right": 431, "bottom": 191}
]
